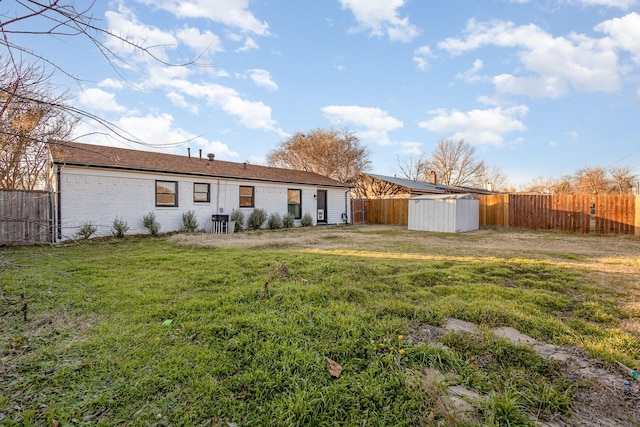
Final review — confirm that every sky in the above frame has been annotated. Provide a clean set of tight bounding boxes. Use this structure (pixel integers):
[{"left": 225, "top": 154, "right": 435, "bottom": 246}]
[{"left": 13, "top": 0, "right": 640, "bottom": 187}]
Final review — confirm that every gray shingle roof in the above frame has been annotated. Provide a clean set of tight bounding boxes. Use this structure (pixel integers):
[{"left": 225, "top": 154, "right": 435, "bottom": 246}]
[{"left": 49, "top": 142, "right": 350, "bottom": 188}]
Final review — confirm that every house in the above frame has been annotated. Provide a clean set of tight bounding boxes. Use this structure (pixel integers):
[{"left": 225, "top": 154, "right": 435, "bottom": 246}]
[
  {"left": 357, "top": 173, "right": 497, "bottom": 198},
  {"left": 48, "top": 142, "right": 352, "bottom": 241}
]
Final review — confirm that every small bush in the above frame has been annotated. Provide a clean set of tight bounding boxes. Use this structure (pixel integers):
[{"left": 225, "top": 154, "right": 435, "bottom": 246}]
[
  {"left": 283, "top": 213, "right": 295, "bottom": 228},
  {"left": 143, "top": 212, "right": 160, "bottom": 236},
  {"left": 181, "top": 210, "right": 199, "bottom": 232},
  {"left": 76, "top": 221, "right": 97, "bottom": 240},
  {"left": 231, "top": 209, "right": 245, "bottom": 232},
  {"left": 267, "top": 213, "right": 283, "bottom": 230},
  {"left": 301, "top": 213, "right": 314, "bottom": 227},
  {"left": 111, "top": 217, "right": 130, "bottom": 238},
  {"left": 247, "top": 208, "right": 268, "bottom": 230}
]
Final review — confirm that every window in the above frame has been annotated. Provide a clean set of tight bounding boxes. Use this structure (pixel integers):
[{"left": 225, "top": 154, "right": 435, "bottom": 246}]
[
  {"left": 156, "top": 180, "right": 178, "bottom": 207},
  {"left": 194, "top": 183, "right": 210, "bottom": 203},
  {"left": 288, "top": 189, "right": 302, "bottom": 219},
  {"left": 239, "top": 186, "right": 254, "bottom": 207}
]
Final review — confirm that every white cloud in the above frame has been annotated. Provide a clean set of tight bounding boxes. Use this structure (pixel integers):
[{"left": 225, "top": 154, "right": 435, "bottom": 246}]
[
  {"left": 339, "top": 0, "right": 420, "bottom": 42},
  {"left": 236, "top": 37, "right": 259, "bottom": 52},
  {"left": 247, "top": 69, "right": 278, "bottom": 91},
  {"left": 167, "top": 92, "right": 199, "bottom": 114},
  {"left": 176, "top": 27, "right": 223, "bottom": 56},
  {"left": 456, "top": 59, "right": 484, "bottom": 83},
  {"left": 595, "top": 12, "right": 640, "bottom": 64},
  {"left": 413, "top": 45, "right": 433, "bottom": 70},
  {"left": 97, "top": 79, "right": 125, "bottom": 89},
  {"left": 134, "top": 0, "right": 269, "bottom": 35},
  {"left": 77, "top": 88, "right": 127, "bottom": 113},
  {"left": 322, "top": 105, "right": 403, "bottom": 145},
  {"left": 418, "top": 105, "right": 528, "bottom": 146},
  {"left": 106, "top": 5, "right": 177, "bottom": 62},
  {"left": 564, "top": 130, "right": 579, "bottom": 140},
  {"left": 167, "top": 80, "right": 285, "bottom": 134},
  {"left": 398, "top": 142, "right": 423, "bottom": 155},
  {"left": 438, "top": 18, "right": 621, "bottom": 97},
  {"left": 572, "top": 0, "right": 638, "bottom": 8}
]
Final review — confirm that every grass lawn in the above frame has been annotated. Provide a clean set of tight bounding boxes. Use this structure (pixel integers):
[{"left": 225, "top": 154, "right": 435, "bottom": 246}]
[{"left": 1, "top": 226, "right": 639, "bottom": 426}]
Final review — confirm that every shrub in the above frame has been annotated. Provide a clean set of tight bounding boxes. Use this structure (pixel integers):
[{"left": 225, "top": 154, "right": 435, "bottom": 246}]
[
  {"left": 142, "top": 212, "right": 160, "bottom": 236},
  {"left": 283, "top": 213, "right": 295, "bottom": 228},
  {"left": 76, "top": 221, "right": 97, "bottom": 240},
  {"left": 230, "top": 208, "right": 245, "bottom": 232},
  {"left": 247, "top": 208, "right": 268, "bottom": 230},
  {"left": 111, "top": 217, "right": 130, "bottom": 238},
  {"left": 267, "top": 213, "right": 283, "bottom": 230},
  {"left": 181, "top": 210, "right": 199, "bottom": 232},
  {"left": 301, "top": 213, "right": 314, "bottom": 227}
]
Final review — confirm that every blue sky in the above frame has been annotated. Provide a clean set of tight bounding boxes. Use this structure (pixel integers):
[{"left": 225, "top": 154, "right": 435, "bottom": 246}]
[{"left": 24, "top": 0, "right": 640, "bottom": 186}]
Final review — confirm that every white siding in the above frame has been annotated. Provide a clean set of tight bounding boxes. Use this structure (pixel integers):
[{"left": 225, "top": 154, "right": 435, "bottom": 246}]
[
  {"left": 408, "top": 195, "right": 479, "bottom": 233},
  {"left": 56, "top": 166, "right": 350, "bottom": 239}
]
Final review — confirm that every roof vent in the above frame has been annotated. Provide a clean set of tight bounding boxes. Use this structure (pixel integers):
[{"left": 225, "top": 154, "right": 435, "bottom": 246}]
[{"left": 207, "top": 153, "right": 215, "bottom": 161}]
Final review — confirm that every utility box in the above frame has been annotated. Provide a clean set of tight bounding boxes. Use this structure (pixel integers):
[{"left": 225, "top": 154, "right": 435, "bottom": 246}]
[{"left": 408, "top": 194, "right": 479, "bottom": 233}]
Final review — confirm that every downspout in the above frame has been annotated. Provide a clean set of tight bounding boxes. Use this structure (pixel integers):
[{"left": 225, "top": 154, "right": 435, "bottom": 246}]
[
  {"left": 56, "top": 165, "right": 62, "bottom": 241},
  {"left": 344, "top": 190, "right": 350, "bottom": 224},
  {"left": 216, "top": 179, "right": 220, "bottom": 213}
]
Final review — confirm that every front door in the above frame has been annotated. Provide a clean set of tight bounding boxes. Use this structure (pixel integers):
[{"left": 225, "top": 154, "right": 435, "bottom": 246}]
[{"left": 317, "top": 190, "right": 327, "bottom": 224}]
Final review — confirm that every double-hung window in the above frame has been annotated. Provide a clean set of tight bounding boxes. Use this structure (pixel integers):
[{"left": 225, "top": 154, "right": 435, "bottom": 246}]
[
  {"left": 156, "top": 180, "right": 178, "bottom": 207},
  {"left": 194, "top": 183, "right": 210, "bottom": 203},
  {"left": 239, "top": 186, "right": 254, "bottom": 207},
  {"left": 288, "top": 189, "right": 302, "bottom": 219}
]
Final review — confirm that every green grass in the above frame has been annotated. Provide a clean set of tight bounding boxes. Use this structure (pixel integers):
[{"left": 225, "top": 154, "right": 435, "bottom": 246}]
[{"left": 1, "top": 228, "right": 639, "bottom": 426}]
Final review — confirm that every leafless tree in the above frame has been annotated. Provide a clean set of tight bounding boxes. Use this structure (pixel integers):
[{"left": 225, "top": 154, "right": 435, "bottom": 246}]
[
  {"left": 355, "top": 173, "right": 407, "bottom": 198},
  {"left": 396, "top": 154, "right": 428, "bottom": 181},
  {"left": 422, "top": 138, "right": 486, "bottom": 187},
  {"left": 267, "top": 129, "right": 371, "bottom": 184},
  {"left": 608, "top": 166, "right": 636, "bottom": 194},
  {"left": 574, "top": 166, "right": 609, "bottom": 196},
  {"left": 0, "top": 1, "right": 198, "bottom": 148},
  {"left": 472, "top": 164, "right": 509, "bottom": 192},
  {"left": 0, "top": 60, "right": 76, "bottom": 189}
]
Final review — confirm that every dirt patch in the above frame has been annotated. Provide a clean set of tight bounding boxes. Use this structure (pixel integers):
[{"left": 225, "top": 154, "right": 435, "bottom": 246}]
[{"left": 407, "top": 318, "right": 640, "bottom": 427}]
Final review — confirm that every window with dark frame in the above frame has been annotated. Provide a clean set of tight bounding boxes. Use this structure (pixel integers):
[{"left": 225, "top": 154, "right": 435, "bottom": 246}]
[
  {"left": 239, "top": 186, "right": 254, "bottom": 207},
  {"left": 194, "top": 183, "right": 210, "bottom": 203},
  {"left": 156, "top": 180, "right": 178, "bottom": 207},
  {"left": 288, "top": 189, "right": 302, "bottom": 219}
]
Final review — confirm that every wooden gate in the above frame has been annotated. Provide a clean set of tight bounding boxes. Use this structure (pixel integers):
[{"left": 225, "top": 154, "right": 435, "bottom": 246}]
[{"left": 0, "top": 189, "right": 52, "bottom": 245}]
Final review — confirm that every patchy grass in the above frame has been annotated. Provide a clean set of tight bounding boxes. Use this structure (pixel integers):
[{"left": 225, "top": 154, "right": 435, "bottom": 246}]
[{"left": 1, "top": 226, "right": 639, "bottom": 426}]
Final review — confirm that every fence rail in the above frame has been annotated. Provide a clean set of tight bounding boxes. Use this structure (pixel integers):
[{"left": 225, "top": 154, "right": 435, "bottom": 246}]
[
  {"left": 352, "top": 194, "right": 640, "bottom": 235},
  {"left": 0, "top": 189, "right": 52, "bottom": 245}
]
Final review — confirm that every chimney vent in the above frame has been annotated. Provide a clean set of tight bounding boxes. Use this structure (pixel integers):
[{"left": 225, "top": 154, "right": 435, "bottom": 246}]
[
  {"left": 207, "top": 153, "right": 215, "bottom": 161},
  {"left": 187, "top": 147, "right": 191, "bottom": 159},
  {"left": 199, "top": 149, "right": 202, "bottom": 159},
  {"left": 243, "top": 162, "right": 247, "bottom": 170},
  {"left": 429, "top": 171, "right": 437, "bottom": 185}
]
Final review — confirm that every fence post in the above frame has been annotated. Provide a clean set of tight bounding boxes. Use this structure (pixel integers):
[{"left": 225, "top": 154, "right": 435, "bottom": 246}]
[{"left": 635, "top": 195, "right": 640, "bottom": 236}]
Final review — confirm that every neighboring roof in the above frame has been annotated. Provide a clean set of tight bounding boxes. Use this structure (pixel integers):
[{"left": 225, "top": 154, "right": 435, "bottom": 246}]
[
  {"left": 410, "top": 194, "right": 477, "bottom": 200},
  {"left": 49, "top": 142, "right": 350, "bottom": 188},
  {"left": 366, "top": 173, "right": 496, "bottom": 195}
]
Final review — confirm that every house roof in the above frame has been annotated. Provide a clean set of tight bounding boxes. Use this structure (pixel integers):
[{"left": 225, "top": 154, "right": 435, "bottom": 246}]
[
  {"left": 49, "top": 142, "right": 350, "bottom": 188},
  {"left": 410, "top": 194, "right": 477, "bottom": 200},
  {"left": 366, "top": 173, "right": 496, "bottom": 195}
]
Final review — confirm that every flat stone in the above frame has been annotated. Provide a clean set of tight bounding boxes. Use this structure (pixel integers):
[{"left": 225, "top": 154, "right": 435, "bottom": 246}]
[
  {"left": 447, "top": 385, "right": 482, "bottom": 401},
  {"left": 447, "top": 395, "right": 476, "bottom": 414},
  {"left": 445, "top": 318, "right": 480, "bottom": 334},
  {"left": 492, "top": 327, "right": 537, "bottom": 345},
  {"left": 423, "top": 367, "right": 445, "bottom": 384}
]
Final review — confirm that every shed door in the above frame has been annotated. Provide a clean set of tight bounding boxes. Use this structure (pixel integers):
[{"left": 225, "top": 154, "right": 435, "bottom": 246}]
[{"left": 317, "top": 190, "right": 327, "bottom": 223}]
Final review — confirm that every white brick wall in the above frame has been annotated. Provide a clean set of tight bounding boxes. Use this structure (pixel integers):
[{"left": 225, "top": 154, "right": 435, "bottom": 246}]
[{"left": 56, "top": 166, "right": 350, "bottom": 240}]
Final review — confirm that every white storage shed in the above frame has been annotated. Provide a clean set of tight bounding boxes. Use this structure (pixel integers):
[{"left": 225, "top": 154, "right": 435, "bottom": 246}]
[{"left": 408, "top": 194, "right": 479, "bottom": 233}]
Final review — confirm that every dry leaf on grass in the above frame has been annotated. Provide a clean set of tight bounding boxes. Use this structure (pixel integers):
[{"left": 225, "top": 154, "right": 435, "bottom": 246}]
[{"left": 326, "top": 357, "right": 342, "bottom": 378}]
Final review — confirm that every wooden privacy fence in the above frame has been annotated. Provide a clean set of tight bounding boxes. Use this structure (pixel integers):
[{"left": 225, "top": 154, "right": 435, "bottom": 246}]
[
  {"left": 0, "top": 189, "right": 52, "bottom": 245},
  {"left": 352, "top": 194, "right": 640, "bottom": 235}
]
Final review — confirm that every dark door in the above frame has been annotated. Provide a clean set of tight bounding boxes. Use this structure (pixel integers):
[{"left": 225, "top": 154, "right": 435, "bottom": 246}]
[{"left": 317, "top": 190, "right": 327, "bottom": 223}]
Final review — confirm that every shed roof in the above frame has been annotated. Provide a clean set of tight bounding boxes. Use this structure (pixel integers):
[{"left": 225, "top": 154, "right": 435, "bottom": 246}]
[
  {"left": 49, "top": 142, "right": 350, "bottom": 188},
  {"left": 410, "top": 194, "right": 478, "bottom": 200},
  {"left": 366, "top": 173, "right": 496, "bottom": 195}
]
